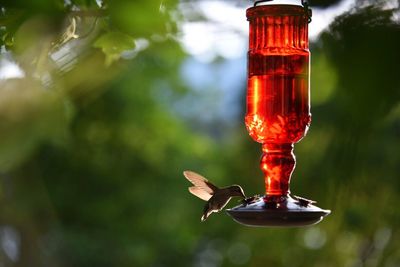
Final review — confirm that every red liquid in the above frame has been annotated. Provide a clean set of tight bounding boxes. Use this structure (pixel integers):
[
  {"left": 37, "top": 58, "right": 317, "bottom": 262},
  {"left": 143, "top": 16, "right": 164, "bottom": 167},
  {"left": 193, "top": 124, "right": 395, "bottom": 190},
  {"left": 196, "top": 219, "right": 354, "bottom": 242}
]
[
  {"left": 245, "top": 54, "right": 311, "bottom": 144},
  {"left": 246, "top": 5, "right": 310, "bottom": 196}
]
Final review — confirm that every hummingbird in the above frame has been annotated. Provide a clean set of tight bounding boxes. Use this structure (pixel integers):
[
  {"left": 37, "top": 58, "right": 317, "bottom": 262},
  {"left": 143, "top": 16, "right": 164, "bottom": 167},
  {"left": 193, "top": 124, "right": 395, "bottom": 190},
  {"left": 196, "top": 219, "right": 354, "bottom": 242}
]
[{"left": 183, "top": 170, "right": 246, "bottom": 221}]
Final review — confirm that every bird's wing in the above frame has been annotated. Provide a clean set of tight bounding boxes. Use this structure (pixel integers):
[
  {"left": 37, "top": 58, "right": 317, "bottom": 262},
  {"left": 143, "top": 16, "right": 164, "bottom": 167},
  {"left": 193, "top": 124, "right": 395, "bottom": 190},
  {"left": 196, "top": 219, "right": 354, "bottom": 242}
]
[
  {"left": 183, "top": 170, "right": 218, "bottom": 195},
  {"left": 189, "top": 186, "right": 212, "bottom": 201}
]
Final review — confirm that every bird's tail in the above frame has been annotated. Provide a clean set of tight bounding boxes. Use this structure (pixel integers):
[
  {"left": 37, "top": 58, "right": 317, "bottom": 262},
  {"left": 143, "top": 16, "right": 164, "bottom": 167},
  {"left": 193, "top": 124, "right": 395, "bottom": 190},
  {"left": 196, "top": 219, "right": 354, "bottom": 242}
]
[
  {"left": 201, "top": 202, "right": 212, "bottom": 222},
  {"left": 201, "top": 206, "right": 211, "bottom": 222}
]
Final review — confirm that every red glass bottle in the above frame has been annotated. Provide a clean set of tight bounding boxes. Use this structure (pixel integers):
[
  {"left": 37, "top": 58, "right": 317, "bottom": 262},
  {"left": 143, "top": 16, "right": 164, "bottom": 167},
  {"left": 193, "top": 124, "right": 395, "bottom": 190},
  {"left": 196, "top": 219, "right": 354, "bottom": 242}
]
[
  {"left": 227, "top": 2, "right": 330, "bottom": 227},
  {"left": 246, "top": 4, "right": 310, "bottom": 197}
]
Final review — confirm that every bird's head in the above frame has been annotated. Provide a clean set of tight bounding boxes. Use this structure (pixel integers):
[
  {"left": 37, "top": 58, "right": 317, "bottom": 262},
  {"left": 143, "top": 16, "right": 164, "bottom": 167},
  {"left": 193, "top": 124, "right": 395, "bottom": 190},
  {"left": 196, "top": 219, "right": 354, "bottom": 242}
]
[{"left": 230, "top": 185, "right": 246, "bottom": 198}]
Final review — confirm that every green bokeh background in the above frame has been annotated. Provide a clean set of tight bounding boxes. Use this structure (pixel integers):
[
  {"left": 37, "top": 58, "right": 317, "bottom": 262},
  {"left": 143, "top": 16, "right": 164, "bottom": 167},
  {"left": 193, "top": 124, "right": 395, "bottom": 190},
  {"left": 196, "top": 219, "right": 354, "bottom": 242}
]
[{"left": 0, "top": 0, "right": 399, "bottom": 266}]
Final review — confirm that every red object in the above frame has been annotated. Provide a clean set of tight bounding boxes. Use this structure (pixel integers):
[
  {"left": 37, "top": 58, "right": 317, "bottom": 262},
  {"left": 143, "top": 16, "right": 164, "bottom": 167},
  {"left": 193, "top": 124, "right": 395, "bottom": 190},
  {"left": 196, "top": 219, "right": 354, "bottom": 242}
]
[
  {"left": 245, "top": 5, "right": 310, "bottom": 196},
  {"left": 227, "top": 3, "right": 330, "bottom": 227}
]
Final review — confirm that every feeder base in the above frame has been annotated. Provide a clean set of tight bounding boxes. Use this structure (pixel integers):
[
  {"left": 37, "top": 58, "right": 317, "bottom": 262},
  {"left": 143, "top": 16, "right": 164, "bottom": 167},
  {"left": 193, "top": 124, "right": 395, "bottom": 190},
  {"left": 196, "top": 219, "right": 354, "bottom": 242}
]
[{"left": 226, "top": 194, "right": 330, "bottom": 227}]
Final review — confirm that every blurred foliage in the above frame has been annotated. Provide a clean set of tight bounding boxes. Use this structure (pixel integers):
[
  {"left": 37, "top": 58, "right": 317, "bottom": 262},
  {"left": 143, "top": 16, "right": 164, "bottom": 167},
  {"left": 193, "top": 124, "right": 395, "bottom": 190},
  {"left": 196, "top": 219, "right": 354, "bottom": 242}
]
[
  {"left": 310, "top": 0, "right": 342, "bottom": 7},
  {"left": 0, "top": 0, "right": 400, "bottom": 267}
]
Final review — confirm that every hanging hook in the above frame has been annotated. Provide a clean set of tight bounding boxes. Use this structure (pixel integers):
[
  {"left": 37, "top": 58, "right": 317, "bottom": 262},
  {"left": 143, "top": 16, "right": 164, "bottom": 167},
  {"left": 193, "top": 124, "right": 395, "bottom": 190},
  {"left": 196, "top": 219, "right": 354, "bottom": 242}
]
[
  {"left": 253, "top": 0, "right": 312, "bottom": 23},
  {"left": 301, "top": 0, "right": 313, "bottom": 23}
]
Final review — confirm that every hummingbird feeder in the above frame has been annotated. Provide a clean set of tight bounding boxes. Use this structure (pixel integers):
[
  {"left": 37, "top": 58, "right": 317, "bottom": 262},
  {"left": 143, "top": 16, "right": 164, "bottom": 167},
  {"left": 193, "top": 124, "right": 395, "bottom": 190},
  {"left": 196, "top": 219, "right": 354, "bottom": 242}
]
[{"left": 226, "top": 0, "right": 330, "bottom": 227}]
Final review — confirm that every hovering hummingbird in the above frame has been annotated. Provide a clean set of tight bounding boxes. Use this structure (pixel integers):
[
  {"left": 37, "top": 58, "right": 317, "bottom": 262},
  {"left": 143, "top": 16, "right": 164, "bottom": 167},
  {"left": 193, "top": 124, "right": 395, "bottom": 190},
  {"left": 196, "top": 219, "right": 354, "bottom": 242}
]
[{"left": 183, "top": 170, "right": 246, "bottom": 221}]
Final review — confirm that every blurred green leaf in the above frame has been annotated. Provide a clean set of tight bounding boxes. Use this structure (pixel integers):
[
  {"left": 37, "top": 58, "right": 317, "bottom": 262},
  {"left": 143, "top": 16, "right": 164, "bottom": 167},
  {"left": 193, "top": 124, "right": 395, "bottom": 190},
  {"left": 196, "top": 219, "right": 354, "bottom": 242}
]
[
  {"left": 94, "top": 31, "right": 136, "bottom": 66},
  {"left": 109, "top": 1, "right": 171, "bottom": 37}
]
